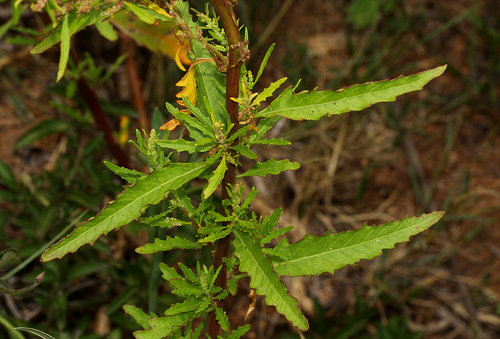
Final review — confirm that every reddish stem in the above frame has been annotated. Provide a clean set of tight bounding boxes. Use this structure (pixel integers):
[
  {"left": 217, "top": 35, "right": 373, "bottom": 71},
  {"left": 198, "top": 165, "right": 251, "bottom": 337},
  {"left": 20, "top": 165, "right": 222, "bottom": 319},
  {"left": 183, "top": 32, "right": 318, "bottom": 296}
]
[{"left": 207, "top": 0, "right": 242, "bottom": 337}]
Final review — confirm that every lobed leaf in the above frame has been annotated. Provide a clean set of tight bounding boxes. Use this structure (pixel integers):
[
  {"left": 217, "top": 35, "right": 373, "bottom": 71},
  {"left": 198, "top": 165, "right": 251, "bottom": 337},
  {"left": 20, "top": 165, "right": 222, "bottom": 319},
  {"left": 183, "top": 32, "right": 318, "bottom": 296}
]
[
  {"left": 233, "top": 230, "right": 308, "bottom": 331},
  {"left": 255, "top": 65, "right": 447, "bottom": 120},
  {"left": 226, "top": 325, "right": 251, "bottom": 339},
  {"left": 123, "top": 305, "right": 151, "bottom": 330},
  {"left": 104, "top": 161, "right": 145, "bottom": 184},
  {"left": 134, "top": 312, "right": 196, "bottom": 339},
  {"left": 214, "top": 305, "right": 229, "bottom": 331},
  {"left": 272, "top": 212, "right": 444, "bottom": 277},
  {"left": 136, "top": 236, "right": 202, "bottom": 254},
  {"left": 164, "top": 299, "right": 207, "bottom": 316},
  {"left": 237, "top": 159, "right": 300, "bottom": 178},
  {"left": 41, "top": 163, "right": 209, "bottom": 262}
]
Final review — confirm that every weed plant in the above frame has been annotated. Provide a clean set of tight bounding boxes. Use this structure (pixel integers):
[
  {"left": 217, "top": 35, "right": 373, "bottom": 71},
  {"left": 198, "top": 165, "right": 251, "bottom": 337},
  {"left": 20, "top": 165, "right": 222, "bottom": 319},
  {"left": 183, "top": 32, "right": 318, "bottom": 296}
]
[{"left": 0, "top": 0, "right": 452, "bottom": 338}]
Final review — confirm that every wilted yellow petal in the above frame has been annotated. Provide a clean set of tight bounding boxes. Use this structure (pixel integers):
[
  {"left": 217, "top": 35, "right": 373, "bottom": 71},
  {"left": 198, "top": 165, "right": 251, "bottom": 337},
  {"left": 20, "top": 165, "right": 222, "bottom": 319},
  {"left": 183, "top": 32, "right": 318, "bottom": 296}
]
[
  {"left": 175, "top": 47, "right": 187, "bottom": 72},
  {"left": 176, "top": 65, "right": 197, "bottom": 106},
  {"left": 160, "top": 118, "right": 182, "bottom": 131}
]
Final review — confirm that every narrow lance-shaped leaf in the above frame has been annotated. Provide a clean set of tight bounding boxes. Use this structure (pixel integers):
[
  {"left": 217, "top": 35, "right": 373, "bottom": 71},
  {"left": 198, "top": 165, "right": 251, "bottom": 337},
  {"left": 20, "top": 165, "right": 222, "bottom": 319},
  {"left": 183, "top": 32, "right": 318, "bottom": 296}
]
[
  {"left": 203, "top": 155, "right": 227, "bottom": 199},
  {"left": 237, "top": 159, "right": 300, "bottom": 178},
  {"left": 136, "top": 236, "right": 202, "bottom": 254},
  {"left": 255, "top": 65, "right": 447, "bottom": 120},
  {"left": 41, "top": 163, "right": 208, "bottom": 262},
  {"left": 31, "top": 9, "right": 101, "bottom": 54},
  {"left": 272, "top": 212, "right": 444, "bottom": 277},
  {"left": 233, "top": 230, "right": 308, "bottom": 331},
  {"left": 56, "top": 14, "right": 69, "bottom": 82}
]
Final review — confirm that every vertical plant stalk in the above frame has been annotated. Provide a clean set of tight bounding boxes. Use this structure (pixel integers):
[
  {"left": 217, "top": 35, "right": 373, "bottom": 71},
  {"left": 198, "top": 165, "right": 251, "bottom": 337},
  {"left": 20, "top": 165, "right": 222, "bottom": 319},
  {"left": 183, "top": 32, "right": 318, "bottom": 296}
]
[{"left": 209, "top": 0, "right": 242, "bottom": 337}]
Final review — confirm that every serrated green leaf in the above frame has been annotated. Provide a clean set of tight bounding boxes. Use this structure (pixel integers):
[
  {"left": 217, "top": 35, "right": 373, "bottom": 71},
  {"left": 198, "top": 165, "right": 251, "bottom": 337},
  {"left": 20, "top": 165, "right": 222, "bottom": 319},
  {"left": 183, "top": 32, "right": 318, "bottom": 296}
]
[
  {"left": 199, "top": 228, "right": 232, "bottom": 244},
  {"left": 260, "top": 226, "right": 293, "bottom": 246},
  {"left": 14, "top": 119, "right": 72, "bottom": 150},
  {"left": 272, "top": 212, "right": 444, "bottom": 277},
  {"left": 226, "top": 325, "right": 251, "bottom": 339},
  {"left": 41, "top": 163, "right": 208, "bottom": 261},
  {"left": 95, "top": 19, "right": 117, "bottom": 41},
  {"left": 134, "top": 312, "right": 195, "bottom": 339},
  {"left": 170, "top": 280, "right": 204, "bottom": 298},
  {"left": 156, "top": 139, "right": 213, "bottom": 154},
  {"left": 159, "top": 263, "right": 181, "bottom": 281},
  {"left": 260, "top": 208, "right": 282, "bottom": 237},
  {"left": 251, "top": 77, "right": 287, "bottom": 107},
  {"left": 214, "top": 305, "right": 229, "bottom": 331},
  {"left": 255, "top": 65, "right": 447, "bottom": 120},
  {"left": 233, "top": 230, "right": 308, "bottom": 331},
  {"left": 136, "top": 236, "right": 201, "bottom": 254},
  {"left": 229, "top": 145, "right": 257, "bottom": 159},
  {"left": 203, "top": 156, "right": 227, "bottom": 199},
  {"left": 248, "top": 116, "right": 282, "bottom": 143},
  {"left": 168, "top": 103, "right": 214, "bottom": 141},
  {"left": 164, "top": 299, "right": 207, "bottom": 316},
  {"left": 139, "top": 211, "right": 189, "bottom": 228},
  {"left": 227, "top": 274, "right": 246, "bottom": 296},
  {"left": 123, "top": 305, "right": 151, "bottom": 330},
  {"left": 237, "top": 159, "right": 300, "bottom": 178},
  {"left": 13, "top": 327, "right": 54, "bottom": 339},
  {"left": 104, "top": 161, "right": 145, "bottom": 184},
  {"left": 31, "top": 9, "right": 101, "bottom": 54}
]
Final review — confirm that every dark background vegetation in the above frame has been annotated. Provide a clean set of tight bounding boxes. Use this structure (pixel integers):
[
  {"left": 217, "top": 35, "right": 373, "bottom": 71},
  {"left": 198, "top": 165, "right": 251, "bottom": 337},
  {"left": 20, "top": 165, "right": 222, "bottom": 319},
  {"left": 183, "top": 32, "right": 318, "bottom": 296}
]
[{"left": 1, "top": 0, "right": 499, "bottom": 338}]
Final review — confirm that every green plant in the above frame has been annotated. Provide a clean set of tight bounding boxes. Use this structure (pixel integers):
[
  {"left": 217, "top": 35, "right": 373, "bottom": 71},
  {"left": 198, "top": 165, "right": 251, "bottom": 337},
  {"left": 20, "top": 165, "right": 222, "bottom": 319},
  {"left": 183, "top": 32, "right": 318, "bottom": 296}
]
[{"left": 13, "top": 0, "right": 447, "bottom": 337}]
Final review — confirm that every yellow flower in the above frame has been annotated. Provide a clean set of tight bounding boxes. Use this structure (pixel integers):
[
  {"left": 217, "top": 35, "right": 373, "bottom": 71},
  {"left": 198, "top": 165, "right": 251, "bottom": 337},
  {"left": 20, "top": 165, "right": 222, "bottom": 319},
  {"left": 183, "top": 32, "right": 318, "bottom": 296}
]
[{"left": 161, "top": 58, "right": 214, "bottom": 131}]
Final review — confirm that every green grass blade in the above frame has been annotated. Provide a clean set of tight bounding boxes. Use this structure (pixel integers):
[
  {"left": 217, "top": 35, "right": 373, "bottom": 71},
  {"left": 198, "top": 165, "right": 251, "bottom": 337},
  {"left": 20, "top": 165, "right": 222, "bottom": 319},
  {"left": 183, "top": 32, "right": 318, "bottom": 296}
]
[
  {"left": 233, "top": 230, "right": 308, "bottom": 331},
  {"left": 12, "top": 328, "right": 54, "bottom": 339},
  {"left": 255, "top": 65, "right": 447, "bottom": 120},
  {"left": 41, "top": 163, "right": 208, "bottom": 262},
  {"left": 272, "top": 212, "right": 444, "bottom": 277}
]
